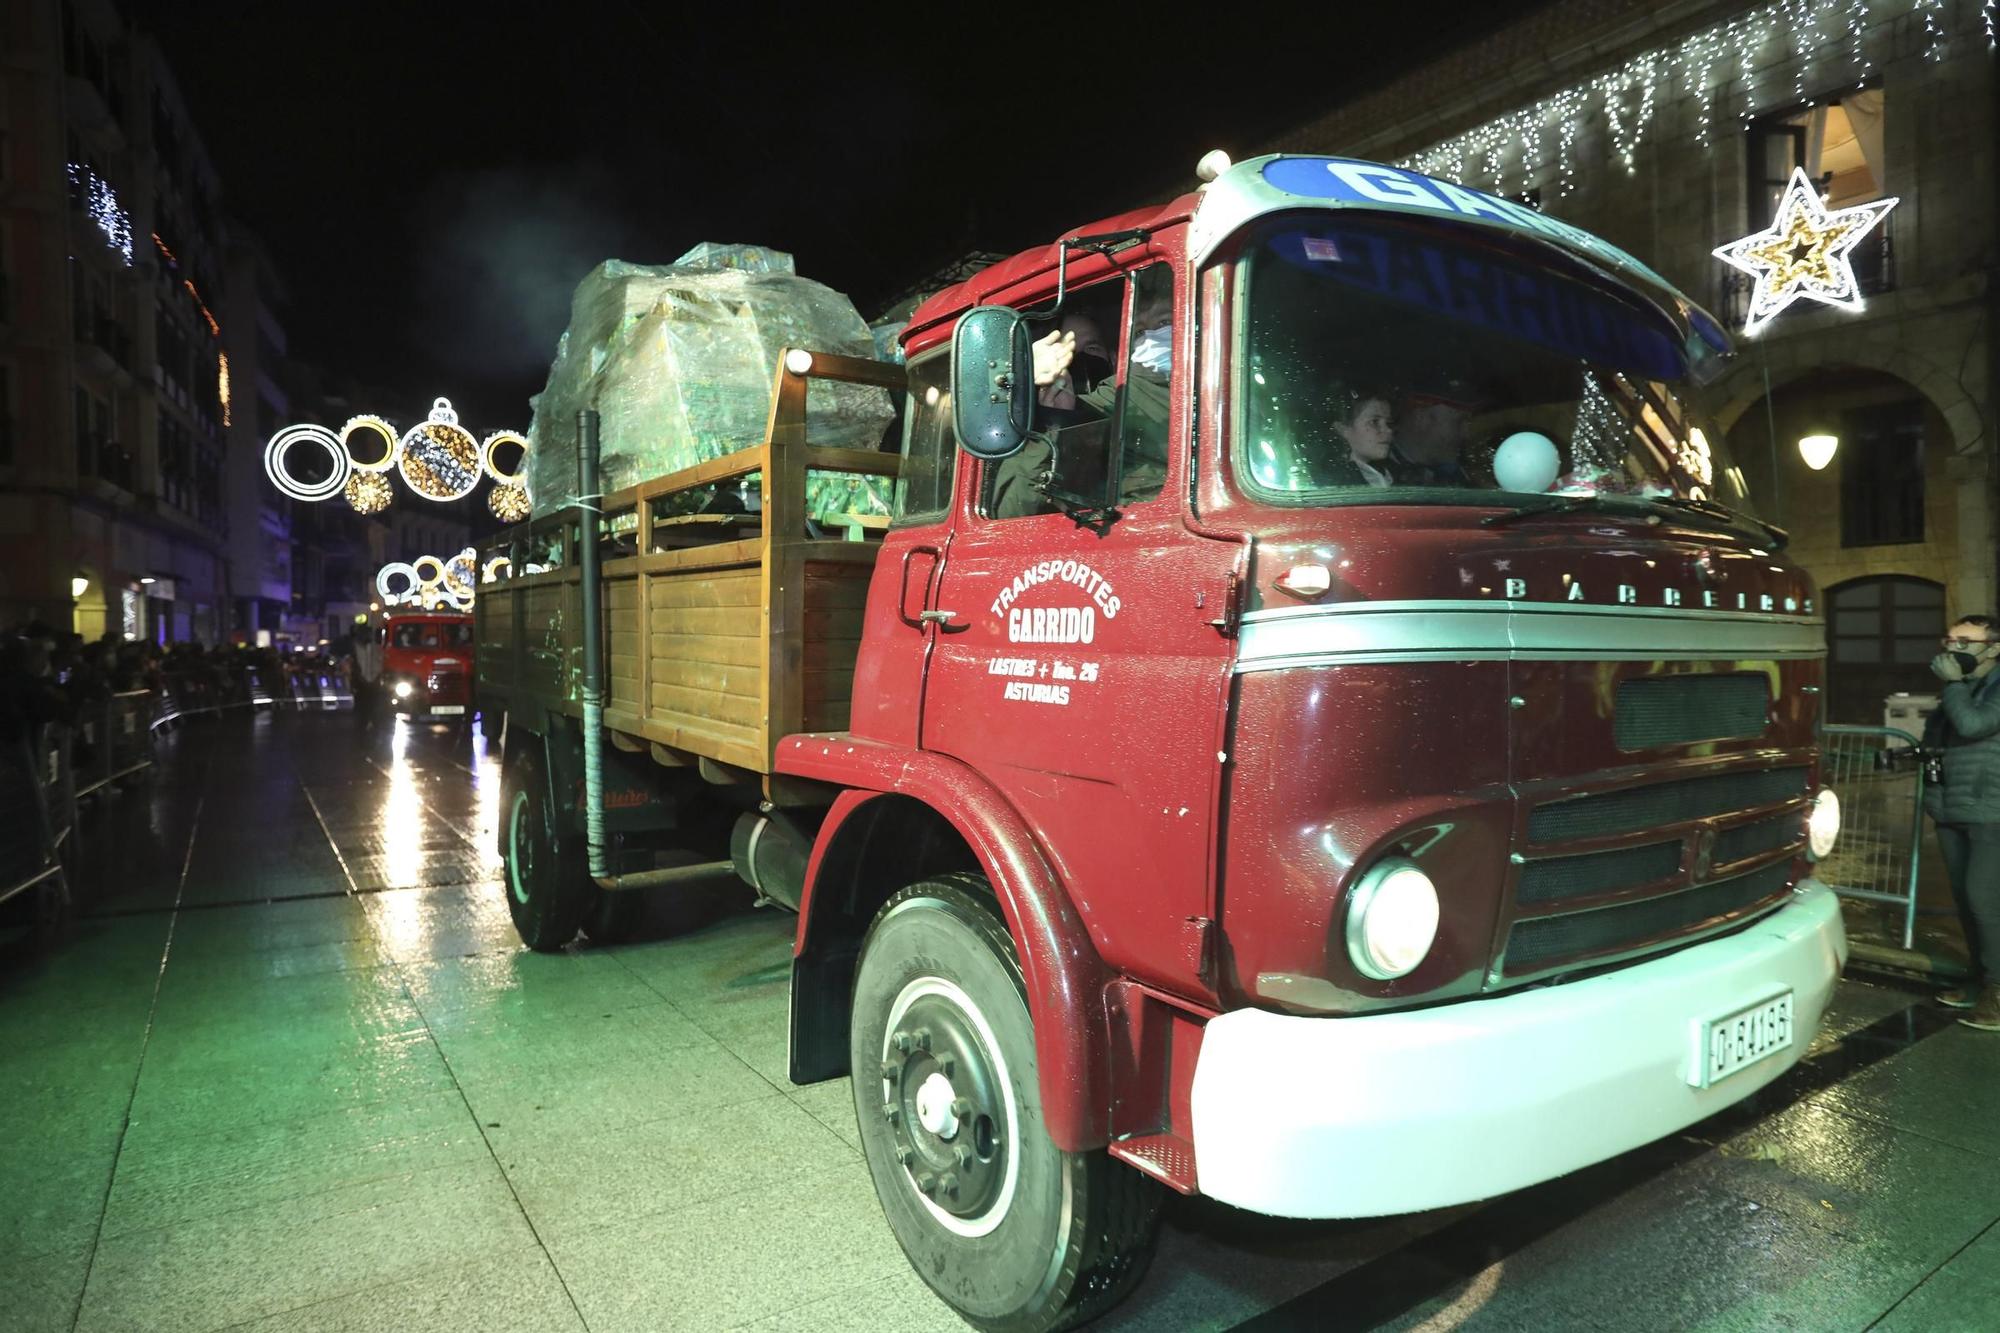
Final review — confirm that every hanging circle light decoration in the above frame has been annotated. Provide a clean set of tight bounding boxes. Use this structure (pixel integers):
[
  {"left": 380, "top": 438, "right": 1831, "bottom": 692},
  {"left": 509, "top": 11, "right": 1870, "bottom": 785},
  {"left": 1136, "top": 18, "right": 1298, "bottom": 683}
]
[
  {"left": 481, "top": 431, "right": 529, "bottom": 486},
  {"left": 412, "top": 554, "right": 448, "bottom": 591},
  {"left": 344, "top": 470, "right": 393, "bottom": 514},
  {"left": 264, "top": 425, "right": 349, "bottom": 502},
  {"left": 481, "top": 555, "right": 513, "bottom": 584},
  {"left": 341, "top": 415, "right": 401, "bottom": 473},
  {"left": 488, "top": 483, "right": 531, "bottom": 522},
  {"left": 376, "top": 561, "right": 421, "bottom": 606},
  {"left": 398, "top": 398, "right": 482, "bottom": 502}
]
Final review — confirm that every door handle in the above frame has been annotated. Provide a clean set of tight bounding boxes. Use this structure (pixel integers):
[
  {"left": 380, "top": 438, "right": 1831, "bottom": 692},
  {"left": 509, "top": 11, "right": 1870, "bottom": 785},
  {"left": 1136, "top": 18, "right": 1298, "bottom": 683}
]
[
  {"left": 898, "top": 544, "right": 943, "bottom": 629},
  {"left": 919, "top": 609, "right": 960, "bottom": 626}
]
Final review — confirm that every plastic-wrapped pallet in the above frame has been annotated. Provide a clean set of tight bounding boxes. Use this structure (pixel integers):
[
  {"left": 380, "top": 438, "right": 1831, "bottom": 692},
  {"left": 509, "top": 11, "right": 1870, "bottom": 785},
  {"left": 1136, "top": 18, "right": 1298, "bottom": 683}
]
[{"left": 528, "top": 244, "right": 896, "bottom": 521}]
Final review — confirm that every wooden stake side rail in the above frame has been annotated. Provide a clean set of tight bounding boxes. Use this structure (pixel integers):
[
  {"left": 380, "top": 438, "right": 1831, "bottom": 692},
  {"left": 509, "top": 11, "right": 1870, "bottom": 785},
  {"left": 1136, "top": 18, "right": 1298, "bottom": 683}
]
[{"left": 477, "top": 348, "right": 902, "bottom": 787}]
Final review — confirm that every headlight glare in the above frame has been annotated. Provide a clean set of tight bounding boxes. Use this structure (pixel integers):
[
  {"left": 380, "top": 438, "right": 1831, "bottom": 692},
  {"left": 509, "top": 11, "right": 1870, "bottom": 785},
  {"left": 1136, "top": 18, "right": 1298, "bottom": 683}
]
[
  {"left": 394, "top": 680, "right": 415, "bottom": 699},
  {"left": 1807, "top": 787, "right": 1840, "bottom": 860},
  {"left": 1344, "top": 859, "right": 1440, "bottom": 981}
]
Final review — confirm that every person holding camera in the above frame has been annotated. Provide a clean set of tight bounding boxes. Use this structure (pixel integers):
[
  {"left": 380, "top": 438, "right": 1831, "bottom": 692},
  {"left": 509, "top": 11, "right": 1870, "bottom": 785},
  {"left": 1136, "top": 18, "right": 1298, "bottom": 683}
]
[{"left": 1922, "top": 614, "right": 2000, "bottom": 1029}]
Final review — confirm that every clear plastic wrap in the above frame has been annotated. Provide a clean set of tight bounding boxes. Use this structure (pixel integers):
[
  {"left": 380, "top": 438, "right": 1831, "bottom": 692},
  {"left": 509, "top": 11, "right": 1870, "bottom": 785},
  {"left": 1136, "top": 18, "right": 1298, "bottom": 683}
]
[{"left": 528, "top": 246, "right": 897, "bottom": 520}]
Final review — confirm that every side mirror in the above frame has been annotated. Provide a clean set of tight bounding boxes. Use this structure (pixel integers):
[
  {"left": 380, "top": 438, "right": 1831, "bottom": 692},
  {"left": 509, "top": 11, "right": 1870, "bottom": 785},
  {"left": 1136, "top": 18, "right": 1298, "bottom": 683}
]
[{"left": 950, "top": 306, "right": 1034, "bottom": 460}]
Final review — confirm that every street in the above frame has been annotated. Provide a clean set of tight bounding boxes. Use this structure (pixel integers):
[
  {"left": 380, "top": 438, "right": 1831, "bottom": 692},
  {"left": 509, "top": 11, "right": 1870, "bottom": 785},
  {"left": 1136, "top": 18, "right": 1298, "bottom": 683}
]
[{"left": 3, "top": 709, "right": 1996, "bottom": 1333}]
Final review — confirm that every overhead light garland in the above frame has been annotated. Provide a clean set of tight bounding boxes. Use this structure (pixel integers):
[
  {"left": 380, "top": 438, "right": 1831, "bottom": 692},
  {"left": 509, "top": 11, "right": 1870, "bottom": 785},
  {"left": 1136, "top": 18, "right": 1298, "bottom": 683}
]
[
  {"left": 1711, "top": 166, "right": 1899, "bottom": 334},
  {"left": 1394, "top": 0, "right": 1994, "bottom": 200},
  {"left": 264, "top": 396, "right": 527, "bottom": 513},
  {"left": 376, "top": 547, "right": 479, "bottom": 610}
]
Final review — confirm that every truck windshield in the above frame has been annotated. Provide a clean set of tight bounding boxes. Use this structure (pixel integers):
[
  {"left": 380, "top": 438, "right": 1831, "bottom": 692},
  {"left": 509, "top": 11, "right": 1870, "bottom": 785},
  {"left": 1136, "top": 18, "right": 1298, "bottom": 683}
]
[
  {"left": 391, "top": 622, "right": 473, "bottom": 649},
  {"left": 1233, "top": 215, "right": 1759, "bottom": 522}
]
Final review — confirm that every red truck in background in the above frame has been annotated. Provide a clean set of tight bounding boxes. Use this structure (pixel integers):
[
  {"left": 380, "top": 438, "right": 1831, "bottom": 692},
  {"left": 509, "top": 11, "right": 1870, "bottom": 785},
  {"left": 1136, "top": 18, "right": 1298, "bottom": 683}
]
[
  {"left": 381, "top": 611, "right": 475, "bottom": 723},
  {"left": 480, "top": 153, "right": 1848, "bottom": 1331}
]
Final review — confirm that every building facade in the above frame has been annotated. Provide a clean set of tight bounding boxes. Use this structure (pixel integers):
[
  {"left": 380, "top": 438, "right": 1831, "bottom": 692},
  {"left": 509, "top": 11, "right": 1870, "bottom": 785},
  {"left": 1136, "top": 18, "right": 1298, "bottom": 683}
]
[
  {"left": 0, "top": 0, "right": 234, "bottom": 643},
  {"left": 1266, "top": 0, "right": 1998, "bottom": 721},
  {"left": 220, "top": 230, "right": 293, "bottom": 641}
]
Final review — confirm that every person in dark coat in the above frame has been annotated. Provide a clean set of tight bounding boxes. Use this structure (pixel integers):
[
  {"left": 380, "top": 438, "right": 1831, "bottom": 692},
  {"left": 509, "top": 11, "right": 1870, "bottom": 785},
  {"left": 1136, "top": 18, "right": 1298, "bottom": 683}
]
[{"left": 1921, "top": 613, "right": 2000, "bottom": 1029}]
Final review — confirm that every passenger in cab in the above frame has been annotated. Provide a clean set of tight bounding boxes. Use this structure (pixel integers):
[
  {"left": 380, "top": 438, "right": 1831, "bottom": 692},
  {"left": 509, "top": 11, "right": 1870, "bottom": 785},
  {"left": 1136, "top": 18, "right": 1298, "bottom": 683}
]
[{"left": 1314, "top": 387, "right": 1398, "bottom": 488}]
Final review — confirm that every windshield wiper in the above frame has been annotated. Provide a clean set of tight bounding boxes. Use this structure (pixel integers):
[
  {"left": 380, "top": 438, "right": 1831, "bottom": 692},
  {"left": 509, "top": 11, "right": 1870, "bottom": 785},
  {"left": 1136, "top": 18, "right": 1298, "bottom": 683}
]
[
  {"left": 1479, "top": 495, "right": 1639, "bottom": 528},
  {"left": 1646, "top": 495, "right": 1789, "bottom": 549}
]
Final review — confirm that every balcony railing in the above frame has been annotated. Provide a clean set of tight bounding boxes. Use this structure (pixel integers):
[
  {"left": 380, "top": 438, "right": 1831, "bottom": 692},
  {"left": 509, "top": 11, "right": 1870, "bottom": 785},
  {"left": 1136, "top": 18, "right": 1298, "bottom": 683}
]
[{"left": 1717, "top": 225, "right": 1894, "bottom": 332}]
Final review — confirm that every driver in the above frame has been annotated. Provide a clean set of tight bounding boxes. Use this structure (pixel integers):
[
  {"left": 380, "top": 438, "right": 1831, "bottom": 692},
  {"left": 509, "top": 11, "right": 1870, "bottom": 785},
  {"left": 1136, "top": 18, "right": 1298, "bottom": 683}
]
[{"left": 1394, "top": 371, "right": 1487, "bottom": 487}]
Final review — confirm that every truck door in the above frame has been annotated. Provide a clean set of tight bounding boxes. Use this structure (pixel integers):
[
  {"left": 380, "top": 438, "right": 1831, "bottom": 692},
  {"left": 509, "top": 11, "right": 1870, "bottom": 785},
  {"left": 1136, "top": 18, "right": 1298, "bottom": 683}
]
[
  {"left": 919, "top": 262, "right": 1241, "bottom": 1000},
  {"left": 847, "top": 352, "right": 955, "bottom": 750}
]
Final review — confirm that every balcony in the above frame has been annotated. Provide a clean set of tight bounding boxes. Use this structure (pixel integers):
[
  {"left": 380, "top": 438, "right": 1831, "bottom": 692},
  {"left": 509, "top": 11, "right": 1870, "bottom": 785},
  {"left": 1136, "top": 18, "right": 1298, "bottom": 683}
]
[{"left": 1716, "top": 225, "right": 1893, "bottom": 334}]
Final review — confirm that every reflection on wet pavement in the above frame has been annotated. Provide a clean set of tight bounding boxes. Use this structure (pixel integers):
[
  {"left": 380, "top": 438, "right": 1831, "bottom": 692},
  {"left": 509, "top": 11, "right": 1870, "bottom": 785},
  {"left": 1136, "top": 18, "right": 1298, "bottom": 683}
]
[{"left": 1, "top": 710, "right": 1996, "bottom": 1332}]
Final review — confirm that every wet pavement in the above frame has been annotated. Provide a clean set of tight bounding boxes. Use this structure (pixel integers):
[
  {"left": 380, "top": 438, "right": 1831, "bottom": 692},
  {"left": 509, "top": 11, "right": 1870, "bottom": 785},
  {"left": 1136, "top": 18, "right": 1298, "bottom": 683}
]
[{"left": 3, "top": 710, "right": 1997, "bottom": 1333}]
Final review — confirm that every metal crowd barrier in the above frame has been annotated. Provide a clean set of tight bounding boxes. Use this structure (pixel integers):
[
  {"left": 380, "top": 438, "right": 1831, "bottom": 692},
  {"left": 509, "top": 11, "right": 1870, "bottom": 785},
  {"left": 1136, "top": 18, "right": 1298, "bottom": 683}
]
[
  {"left": 73, "top": 690, "right": 157, "bottom": 797},
  {"left": 1, "top": 725, "right": 72, "bottom": 933},
  {"left": 1816, "top": 723, "right": 1928, "bottom": 950},
  {"left": 282, "top": 666, "right": 352, "bottom": 710}
]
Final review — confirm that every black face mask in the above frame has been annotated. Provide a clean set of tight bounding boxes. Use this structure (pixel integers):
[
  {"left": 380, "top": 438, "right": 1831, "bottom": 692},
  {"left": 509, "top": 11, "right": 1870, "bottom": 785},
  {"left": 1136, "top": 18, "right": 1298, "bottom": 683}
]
[{"left": 1951, "top": 651, "right": 1984, "bottom": 675}]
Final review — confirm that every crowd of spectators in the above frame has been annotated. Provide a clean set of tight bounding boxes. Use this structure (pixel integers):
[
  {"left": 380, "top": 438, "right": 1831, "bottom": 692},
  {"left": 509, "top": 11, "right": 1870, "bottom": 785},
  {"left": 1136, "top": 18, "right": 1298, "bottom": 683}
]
[{"left": 0, "top": 622, "right": 351, "bottom": 746}]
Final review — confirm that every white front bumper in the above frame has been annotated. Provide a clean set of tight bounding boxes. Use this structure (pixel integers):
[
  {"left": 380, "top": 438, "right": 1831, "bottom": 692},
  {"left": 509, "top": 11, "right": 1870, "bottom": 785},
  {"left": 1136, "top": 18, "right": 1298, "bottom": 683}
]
[{"left": 1189, "top": 881, "right": 1846, "bottom": 1219}]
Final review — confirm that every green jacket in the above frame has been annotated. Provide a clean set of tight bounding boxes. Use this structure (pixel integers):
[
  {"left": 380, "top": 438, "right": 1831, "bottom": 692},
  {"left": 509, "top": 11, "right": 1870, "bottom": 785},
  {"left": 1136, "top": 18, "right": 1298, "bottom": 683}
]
[{"left": 1922, "top": 668, "right": 2000, "bottom": 824}]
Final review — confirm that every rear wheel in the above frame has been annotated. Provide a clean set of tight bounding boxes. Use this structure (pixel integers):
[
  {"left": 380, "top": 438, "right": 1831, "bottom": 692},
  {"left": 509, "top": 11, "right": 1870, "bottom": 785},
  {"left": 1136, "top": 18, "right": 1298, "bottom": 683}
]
[
  {"left": 850, "top": 875, "right": 1161, "bottom": 1332},
  {"left": 500, "top": 742, "right": 595, "bottom": 951}
]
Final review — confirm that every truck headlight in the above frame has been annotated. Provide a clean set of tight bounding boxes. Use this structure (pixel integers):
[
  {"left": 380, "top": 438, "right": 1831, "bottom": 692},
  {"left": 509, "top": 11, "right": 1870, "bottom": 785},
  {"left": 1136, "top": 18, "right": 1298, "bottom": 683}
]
[
  {"left": 1344, "top": 859, "right": 1439, "bottom": 981},
  {"left": 394, "top": 680, "right": 414, "bottom": 700},
  {"left": 1807, "top": 787, "right": 1840, "bottom": 860}
]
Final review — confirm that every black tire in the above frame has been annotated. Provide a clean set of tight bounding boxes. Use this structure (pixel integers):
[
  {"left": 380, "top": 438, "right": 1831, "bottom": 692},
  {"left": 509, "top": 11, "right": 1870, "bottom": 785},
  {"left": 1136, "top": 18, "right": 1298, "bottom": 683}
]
[
  {"left": 500, "top": 742, "right": 596, "bottom": 951},
  {"left": 850, "top": 874, "right": 1161, "bottom": 1332}
]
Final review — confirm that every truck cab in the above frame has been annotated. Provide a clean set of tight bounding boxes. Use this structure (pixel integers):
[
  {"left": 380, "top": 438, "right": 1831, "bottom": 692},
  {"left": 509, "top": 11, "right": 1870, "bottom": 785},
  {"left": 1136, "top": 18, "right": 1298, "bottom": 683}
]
[{"left": 381, "top": 611, "right": 475, "bottom": 721}]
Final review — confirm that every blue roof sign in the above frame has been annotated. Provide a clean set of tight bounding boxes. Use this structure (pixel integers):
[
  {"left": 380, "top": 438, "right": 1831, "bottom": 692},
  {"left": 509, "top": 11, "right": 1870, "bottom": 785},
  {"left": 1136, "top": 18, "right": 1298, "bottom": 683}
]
[{"left": 1258, "top": 157, "right": 1673, "bottom": 292}]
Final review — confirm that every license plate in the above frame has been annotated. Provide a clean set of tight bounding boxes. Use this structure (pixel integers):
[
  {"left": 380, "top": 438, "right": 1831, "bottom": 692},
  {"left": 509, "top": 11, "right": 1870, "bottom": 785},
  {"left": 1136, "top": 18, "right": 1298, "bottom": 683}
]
[
  {"left": 431, "top": 705, "right": 465, "bottom": 715},
  {"left": 1693, "top": 991, "right": 1794, "bottom": 1088}
]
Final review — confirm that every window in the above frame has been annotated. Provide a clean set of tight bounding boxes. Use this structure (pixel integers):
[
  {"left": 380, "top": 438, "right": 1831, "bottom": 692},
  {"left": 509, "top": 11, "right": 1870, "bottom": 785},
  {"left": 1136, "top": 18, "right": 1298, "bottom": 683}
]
[
  {"left": 1840, "top": 399, "right": 1925, "bottom": 547},
  {"left": 979, "top": 265, "right": 1174, "bottom": 521},
  {"left": 1743, "top": 92, "right": 1890, "bottom": 307},
  {"left": 1826, "top": 576, "right": 1944, "bottom": 723},
  {"left": 893, "top": 352, "right": 954, "bottom": 523}
]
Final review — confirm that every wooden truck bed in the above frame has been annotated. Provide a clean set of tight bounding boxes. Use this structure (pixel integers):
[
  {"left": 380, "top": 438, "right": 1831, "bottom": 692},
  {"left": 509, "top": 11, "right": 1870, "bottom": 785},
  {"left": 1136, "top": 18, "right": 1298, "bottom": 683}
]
[{"left": 476, "top": 350, "right": 903, "bottom": 779}]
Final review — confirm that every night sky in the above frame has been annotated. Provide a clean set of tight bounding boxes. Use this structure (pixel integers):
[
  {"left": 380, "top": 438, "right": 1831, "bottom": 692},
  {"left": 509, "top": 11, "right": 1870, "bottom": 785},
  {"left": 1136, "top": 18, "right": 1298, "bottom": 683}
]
[{"left": 143, "top": 3, "right": 1534, "bottom": 433}]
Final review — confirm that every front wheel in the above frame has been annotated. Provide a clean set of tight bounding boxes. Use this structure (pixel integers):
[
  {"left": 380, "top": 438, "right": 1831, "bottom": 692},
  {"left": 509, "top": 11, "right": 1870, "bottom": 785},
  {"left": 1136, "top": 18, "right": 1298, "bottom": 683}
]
[
  {"left": 500, "top": 742, "right": 596, "bottom": 951},
  {"left": 850, "top": 875, "right": 1160, "bottom": 1332}
]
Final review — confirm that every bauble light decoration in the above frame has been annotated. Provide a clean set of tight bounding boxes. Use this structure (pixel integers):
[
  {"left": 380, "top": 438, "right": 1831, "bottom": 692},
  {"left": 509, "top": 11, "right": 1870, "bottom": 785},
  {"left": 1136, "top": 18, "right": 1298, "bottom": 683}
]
[
  {"left": 344, "top": 470, "right": 393, "bottom": 515},
  {"left": 398, "top": 398, "right": 482, "bottom": 502},
  {"left": 488, "top": 483, "right": 531, "bottom": 522}
]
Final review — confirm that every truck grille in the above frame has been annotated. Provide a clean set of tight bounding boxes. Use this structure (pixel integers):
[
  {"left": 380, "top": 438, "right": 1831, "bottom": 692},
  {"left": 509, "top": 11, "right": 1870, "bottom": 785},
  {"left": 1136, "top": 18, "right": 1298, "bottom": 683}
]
[
  {"left": 1614, "top": 675, "right": 1770, "bottom": 750},
  {"left": 1527, "top": 766, "right": 1809, "bottom": 843},
  {"left": 1504, "top": 861, "right": 1793, "bottom": 975},
  {"left": 1514, "top": 840, "right": 1682, "bottom": 908},
  {"left": 1714, "top": 811, "right": 1801, "bottom": 865}
]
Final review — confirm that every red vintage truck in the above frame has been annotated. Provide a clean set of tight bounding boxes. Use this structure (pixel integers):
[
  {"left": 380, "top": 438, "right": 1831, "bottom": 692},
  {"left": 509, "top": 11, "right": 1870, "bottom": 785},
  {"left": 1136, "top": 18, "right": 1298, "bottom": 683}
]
[
  {"left": 478, "top": 153, "right": 1846, "bottom": 1331},
  {"left": 380, "top": 611, "right": 476, "bottom": 722}
]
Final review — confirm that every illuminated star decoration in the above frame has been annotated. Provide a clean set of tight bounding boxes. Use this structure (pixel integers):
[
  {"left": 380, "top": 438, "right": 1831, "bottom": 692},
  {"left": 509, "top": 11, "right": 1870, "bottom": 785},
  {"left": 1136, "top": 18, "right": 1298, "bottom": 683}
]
[{"left": 1712, "top": 167, "right": 1898, "bottom": 336}]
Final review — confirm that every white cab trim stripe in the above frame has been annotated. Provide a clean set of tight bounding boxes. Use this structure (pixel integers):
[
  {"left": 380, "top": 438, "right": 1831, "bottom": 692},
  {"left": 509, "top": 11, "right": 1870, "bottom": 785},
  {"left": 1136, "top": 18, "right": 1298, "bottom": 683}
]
[{"left": 1236, "top": 600, "right": 1824, "bottom": 673}]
